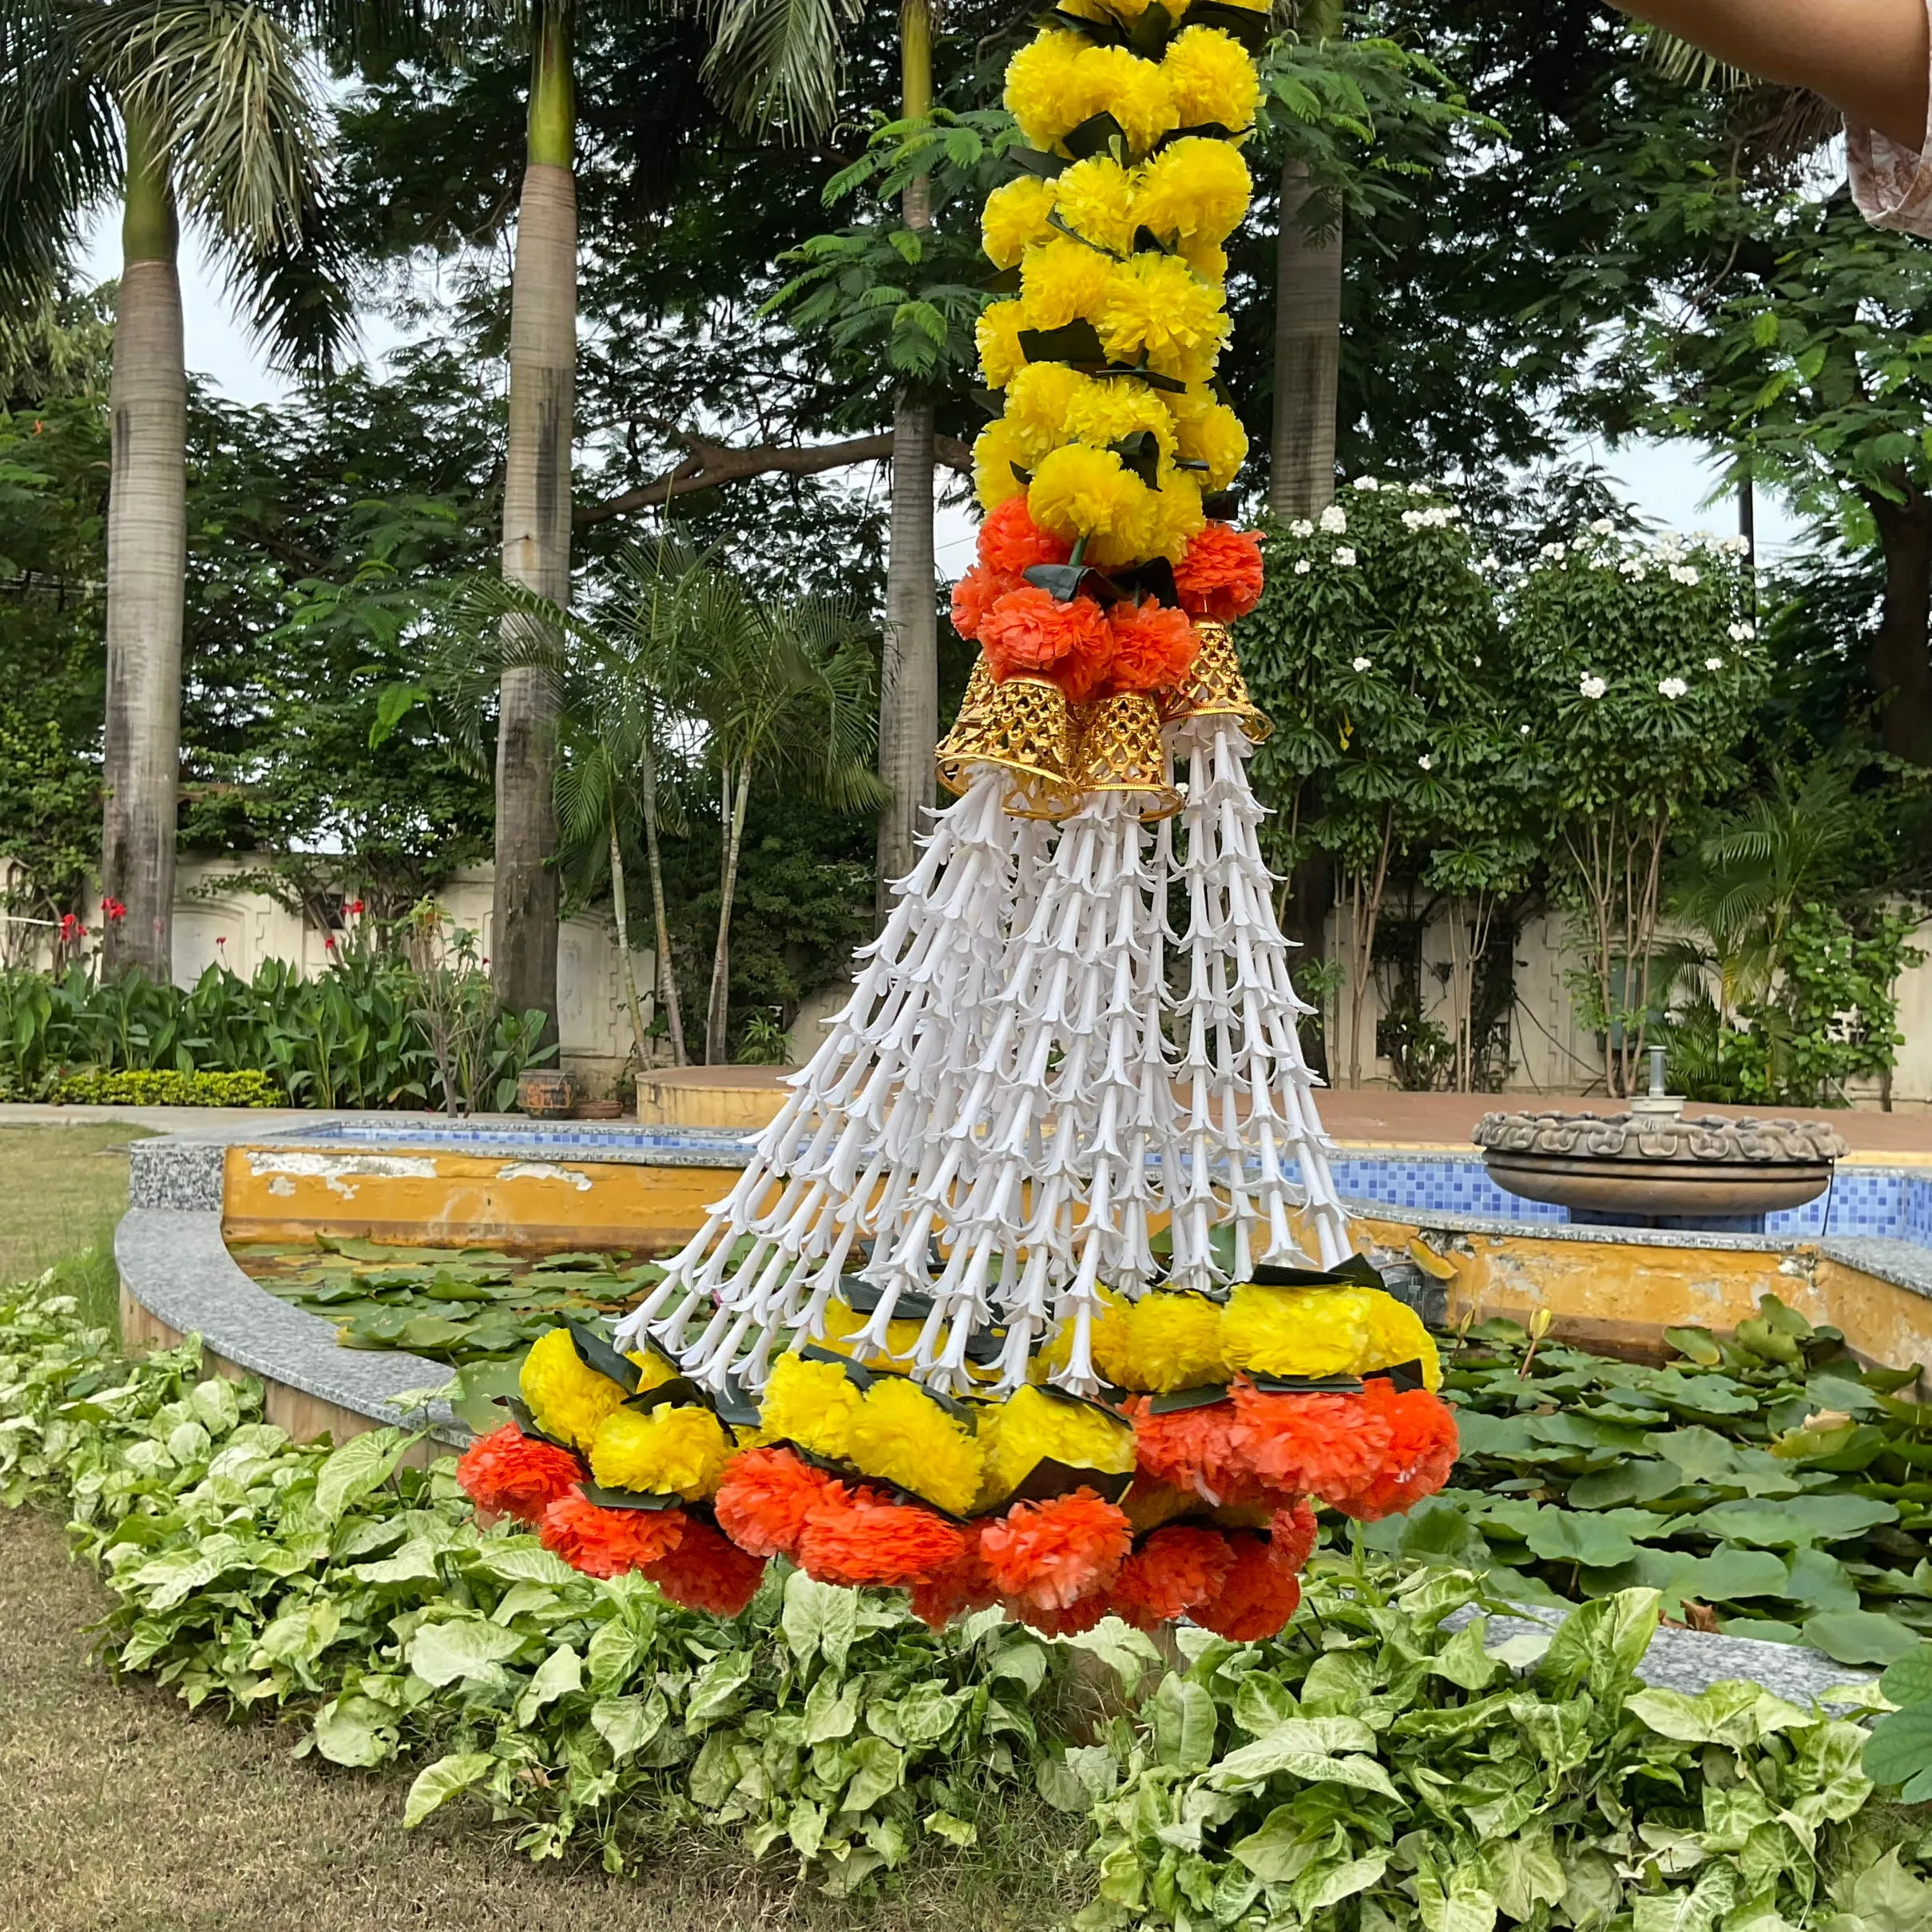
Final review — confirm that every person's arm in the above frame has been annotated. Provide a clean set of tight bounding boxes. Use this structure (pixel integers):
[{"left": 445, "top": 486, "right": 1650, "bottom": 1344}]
[{"left": 1619, "top": 0, "right": 1929, "bottom": 149}]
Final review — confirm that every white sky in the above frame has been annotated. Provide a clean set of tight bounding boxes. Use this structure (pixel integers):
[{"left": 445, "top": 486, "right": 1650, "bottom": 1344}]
[{"left": 83, "top": 209, "right": 1812, "bottom": 573}]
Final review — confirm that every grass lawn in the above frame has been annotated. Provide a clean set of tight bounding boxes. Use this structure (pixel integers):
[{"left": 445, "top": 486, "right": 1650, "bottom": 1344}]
[{"left": 0, "top": 1125, "right": 1085, "bottom": 1932}]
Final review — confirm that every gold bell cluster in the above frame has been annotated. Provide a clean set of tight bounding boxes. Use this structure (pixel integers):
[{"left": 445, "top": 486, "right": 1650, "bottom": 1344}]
[{"left": 936, "top": 621, "right": 1270, "bottom": 820}]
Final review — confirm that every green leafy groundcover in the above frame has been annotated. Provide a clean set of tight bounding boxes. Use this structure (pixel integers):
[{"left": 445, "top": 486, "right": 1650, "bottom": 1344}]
[
  {"left": 1370, "top": 1302, "right": 1932, "bottom": 1666},
  {"left": 8, "top": 1273, "right": 1932, "bottom": 1926},
  {"left": 50, "top": 1068, "right": 282, "bottom": 1107}
]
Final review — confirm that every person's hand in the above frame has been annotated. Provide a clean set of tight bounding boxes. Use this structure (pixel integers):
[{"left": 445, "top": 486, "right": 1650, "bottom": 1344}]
[{"left": 1617, "top": 0, "right": 1930, "bottom": 149}]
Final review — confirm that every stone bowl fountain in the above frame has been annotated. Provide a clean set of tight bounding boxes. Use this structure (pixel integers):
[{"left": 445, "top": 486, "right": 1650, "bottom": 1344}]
[{"left": 1473, "top": 1108, "right": 1851, "bottom": 1225}]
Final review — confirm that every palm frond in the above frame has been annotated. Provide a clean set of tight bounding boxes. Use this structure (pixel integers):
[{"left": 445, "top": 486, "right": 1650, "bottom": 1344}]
[
  {"left": 1642, "top": 26, "right": 1750, "bottom": 93},
  {"left": 700, "top": 0, "right": 862, "bottom": 139}
]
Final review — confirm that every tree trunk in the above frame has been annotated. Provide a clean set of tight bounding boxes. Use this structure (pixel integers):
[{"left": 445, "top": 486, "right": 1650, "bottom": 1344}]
[
  {"left": 1869, "top": 488, "right": 1932, "bottom": 762},
  {"left": 875, "top": 0, "right": 938, "bottom": 920},
  {"left": 706, "top": 762, "right": 754, "bottom": 1064},
  {"left": 608, "top": 818, "right": 649, "bottom": 1073},
  {"left": 640, "top": 728, "right": 686, "bottom": 1065},
  {"left": 101, "top": 117, "right": 185, "bottom": 982},
  {"left": 494, "top": 1, "right": 576, "bottom": 1033},
  {"left": 1269, "top": 158, "right": 1343, "bottom": 522}
]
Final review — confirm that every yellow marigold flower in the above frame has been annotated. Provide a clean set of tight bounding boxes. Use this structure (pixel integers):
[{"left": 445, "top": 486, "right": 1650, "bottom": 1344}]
[
  {"left": 815, "top": 1296, "right": 925, "bottom": 1370},
  {"left": 846, "top": 1375, "right": 983, "bottom": 1515},
  {"left": 1360, "top": 1291, "right": 1442, "bottom": 1391},
  {"left": 1055, "top": 155, "right": 1139, "bottom": 254},
  {"left": 982, "top": 175, "right": 1060, "bottom": 269},
  {"left": 1083, "top": 46, "right": 1180, "bottom": 156},
  {"left": 1146, "top": 471, "right": 1206, "bottom": 561},
  {"left": 1168, "top": 387, "right": 1248, "bottom": 490},
  {"left": 1134, "top": 138, "right": 1252, "bottom": 245},
  {"left": 1096, "top": 253, "right": 1228, "bottom": 379},
  {"left": 976, "top": 297, "right": 1028, "bottom": 389},
  {"left": 1027, "top": 442, "right": 1156, "bottom": 567},
  {"left": 974, "top": 418, "right": 1033, "bottom": 512},
  {"left": 983, "top": 1384, "right": 1136, "bottom": 1501},
  {"left": 1122, "top": 1290, "right": 1228, "bottom": 1392},
  {"left": 1062, "top": 375, "right": 1178, "bottom": 456},
  {"left": 759, "top": 1352, "right": 865, "bottom": 1461},
  {"left": 1005, "top": 30, "right": 1094, "bottom": 151},
  {"left": 1078, "top": 1285, "right": 1135, "bottom": 1386},
  {"left": 1176, "top": 234, "right": 1228, "bottom": 282},
  {"left": 1021, "top": 235, "right": 1119, "bottom": 332},
  {"left": 589, "top": 1403, "right": 735, "bottom": 1501},
  {"left": 1221, "top": 1285, "right": 1372, "bottom": 1379},
  {"left": 1006, "top": 361, "right": 1089, "bottom": 461},
  {"left": 519, "top": 1327, "right": 630, "bottom": 1452},
  {"left": 1162, "top": 26, "right": 1260, "bottom": 134}
]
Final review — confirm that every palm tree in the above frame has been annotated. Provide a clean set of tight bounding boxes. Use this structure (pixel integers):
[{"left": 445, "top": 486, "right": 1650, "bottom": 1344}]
[
  {"left": 673, "top": 570, "right": 886, "bottom": 1063},
  {"left": 484, "top": 0, "right": 864, "bottom": 1032},
  {"left": 1270, "top": 0, "right": 1343, "bottom": 523},
  {"left": 0, "top": 0, "right": 355, "bottom": 978}
]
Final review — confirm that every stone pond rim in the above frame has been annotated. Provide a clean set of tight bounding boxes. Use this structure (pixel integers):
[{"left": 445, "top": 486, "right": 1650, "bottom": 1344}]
[{"left": 1473, "top": 1109, "right": 1852, "bottom": 1219}]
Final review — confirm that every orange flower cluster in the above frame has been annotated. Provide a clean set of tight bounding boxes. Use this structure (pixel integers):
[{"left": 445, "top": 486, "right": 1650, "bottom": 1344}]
[
  {"left": 456, "top": 1422, "right": 584, "bottom": 1525},
  {"left": 1172, "top": 522, "right": 1264, "bottom": 623}
]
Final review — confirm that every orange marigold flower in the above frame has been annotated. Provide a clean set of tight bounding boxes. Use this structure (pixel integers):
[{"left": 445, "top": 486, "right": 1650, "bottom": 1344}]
[
  {"left": 455, "top": 1422, "right": 583, "bottom": 1525},
  {"left": 1009, "top": 1589, "right": 1111, "bottom": 1638},
  {"left": 538, "top": 1489, "right": 687, "bottom": 1579},
  {"left": 907, "top": 1522, "right": 999, "bottom": 1631},
  {"left": 796, "top": 1484, "right": 967, "bottom": 1587},
  {"left": 1109, "top": 1524, "right": 1235, "bottom": 1629},
  {"left": 950, "top": 565, "right": 1026, "bottom": 642},
  {"left": 1330, "top": 1383, "right": 1460, "bottom": 1522},
  {"left": 1270, "top": 1497, "right": 1319, "bottom": 1573},
  {"left": 980, "top": 587, "right": 1114, "bottom": 694},
  {"left": 713, "top": 1445, "right": 837, "bottom": 1561},
  {"left": 979, "top": 1488, "right": 1132, "bottom": 1611},
  {"left": 1128, "top": 1394, "right": 1279, "bottom": 1509},
  {"left": 1105, "top": 599, "right": 1198, "bottom": 695},
  {"left": 1192, "top": 1529, "right": 1303, "bottom": 1642},
  {"left": 978, "top": 497, "right": 1073, "bottom": 576},
  {"left": 1227, "top": 1381, "right": 1395, "bottom": 1504},
  {"left": 645, "top": 1514, "right": 767, "bottom": 1617},
  {"left": 1174, "top": 523, "right": 1265, "bottom": 622}
]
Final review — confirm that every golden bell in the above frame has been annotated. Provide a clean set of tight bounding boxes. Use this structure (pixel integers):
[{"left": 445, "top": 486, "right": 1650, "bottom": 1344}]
[
  {"left": 1073, "top": 690, "right": 1184, "bottom": 821},
  {"left": 934, "top": 663, "right": 1080, "bottom": 819},
  {"left": 1159, "top": 619, "right": 1271, "bottom": 743}
]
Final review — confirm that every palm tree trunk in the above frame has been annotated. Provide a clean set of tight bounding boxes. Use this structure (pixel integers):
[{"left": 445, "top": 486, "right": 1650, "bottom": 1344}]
[
  {"left": 607, "top": 817, "right": 649, "bottom": 1073},
  {"left": 494, "top": 0, "right": 575, "bottom": 1032},
  {"left": 1269, "top": 0, "right": 1344, "bottom": 523},
  {"left": 640, "top": 728, "right": 686, "bottom": 1065},
  {"left": 101, "top": 116, "right": 186, "bottom": 982},
  {"left": 706, "top": 761, "right": 754, "bottom": 1064},
  {"left": 875, "top": 0, "right": 938, "bottom": 920}
]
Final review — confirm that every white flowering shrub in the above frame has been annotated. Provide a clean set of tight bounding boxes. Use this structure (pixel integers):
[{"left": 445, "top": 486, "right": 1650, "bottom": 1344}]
[{"left": 1509, "top": 526, "right": 1763, "bottom": 1094}]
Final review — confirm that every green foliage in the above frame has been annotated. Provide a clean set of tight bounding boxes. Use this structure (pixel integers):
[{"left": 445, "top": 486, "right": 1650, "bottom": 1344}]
[
  {"left": 1077, "top": 1567, "right": 1917, "bottom": 1932},
  {"left": 0, "top": 946, "right": 552, "bottom": 1111},
  {"left": 1373, "top": 1303, "right": 1932, "bottom": 1652},
  {"left": 1865, "top": 1647, "right": 1932, "bottom": 1804},
  {"left": 48, "top": 1066, "right": 280, "bottom": 1108},
  {"left": 238, "top": 1236, "right": 668, "bottom": 1373},
  {"left": 0, "top": 1279, "right": 1073, "bottom": 1886}
]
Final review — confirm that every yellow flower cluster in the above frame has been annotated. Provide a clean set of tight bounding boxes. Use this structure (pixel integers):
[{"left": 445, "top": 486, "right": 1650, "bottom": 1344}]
[
  {"left": 1079, "top": 1284, "right": 1443, "bottom": 1394},
  {"left": 756, "top": 1352, "right": 1137, "bottom": 1517},
  {"left": 589, "top": 1402, "right": 735, "bottom": 1501},
  {"left": 973, "top": 3, "right": 1263, "bottom": 548},
  {"left": 521, "top": 1327, "right": 645, "bottom": 1451}
]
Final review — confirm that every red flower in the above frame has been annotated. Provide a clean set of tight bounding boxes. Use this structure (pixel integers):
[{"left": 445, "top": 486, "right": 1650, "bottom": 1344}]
[
  {"left": 455, "top": 1422, "right": 583, "bottom": 1525},
  {"left": 538, "top": 1489, "right": 687, "bottom": 1578},
  {"left": 59, "top": 912, "right": 84, "bottom": 942},
  {"left": 1104, "top": 600, "right": 1198, "bottom": 696},
  {"left": 645, "top": 1515, "right": 766, "bottom": 1617},
  {"left": 100, "top": 898, "right": 127, "bottom": 922},
  {"left": 1192, "top": 1530, "right": 1303, "bottom": 1642},
  {"left": 1174, "top": 524, "right": 1265, "bottom": 623},
  {"left": 795, "top": 1482, "right": 966, "bottom": 1588},
  {"left": 950, "top": 565, "right": 1025, "bottom": 642},
  {"left": 978, "top": 1488, "right": 1132, "bottom": 1612},
  {"left": 1329, "top": 1383, "right": 1460, "bottom": 1522},
  {"left": 344, "top": 898, "right": 365, "bottom": 915},
  {"left": 979, "top": 587, "right": 1114, "bottom": 696},
  {"left": 323, "top": 934, "right": 337, "bottom": 952},
  {"left": 978, "top": 497, "right": 1072, "bottom": 577},
  {"left": 1109, "top": 1524, "right": 1235, "bottom": 1629},
  {"left": 713, "top": 1445, "right": 835, "bottom": 1561}
]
